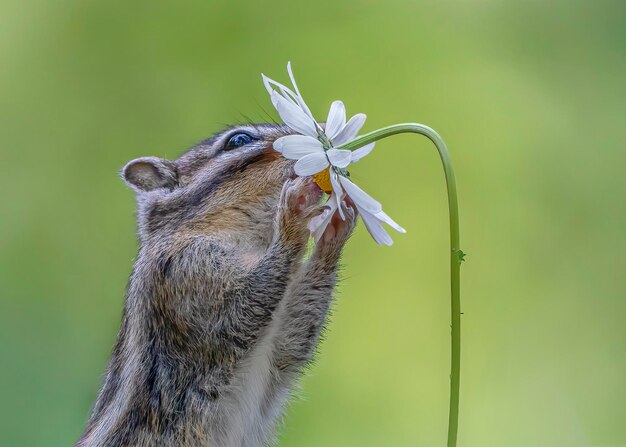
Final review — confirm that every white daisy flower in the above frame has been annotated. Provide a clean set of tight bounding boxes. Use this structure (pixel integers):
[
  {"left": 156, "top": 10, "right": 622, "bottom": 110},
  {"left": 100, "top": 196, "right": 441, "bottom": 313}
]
[{"left": 262, "top": 62, "right": 406, "bottom": 246}]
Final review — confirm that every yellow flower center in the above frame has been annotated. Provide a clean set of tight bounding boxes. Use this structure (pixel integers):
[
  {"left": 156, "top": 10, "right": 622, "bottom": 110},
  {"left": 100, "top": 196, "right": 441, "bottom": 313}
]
[{"left": 313, "top": 167, "right": 333, "bottom": 194}]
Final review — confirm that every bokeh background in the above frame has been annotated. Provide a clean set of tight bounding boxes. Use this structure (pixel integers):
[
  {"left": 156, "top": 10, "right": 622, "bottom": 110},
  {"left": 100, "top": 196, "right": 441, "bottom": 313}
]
[{"left": 1, "top": 0, "right": 625, "bottom": 446}]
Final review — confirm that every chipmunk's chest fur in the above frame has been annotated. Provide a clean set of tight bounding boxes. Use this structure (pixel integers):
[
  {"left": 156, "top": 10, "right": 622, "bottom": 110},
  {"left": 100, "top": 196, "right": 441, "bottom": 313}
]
[
  {"left": 187, "top": 243, "right": 296, "bottom": 446},
  {"left": 219, "top": 313, "right": 291, "bottom": 447}
]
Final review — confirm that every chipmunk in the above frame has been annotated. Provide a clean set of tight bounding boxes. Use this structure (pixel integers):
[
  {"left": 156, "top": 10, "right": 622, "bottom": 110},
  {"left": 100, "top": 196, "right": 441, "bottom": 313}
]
[{"left": 76, "top": 123, "right": 357, "bottom": 447}]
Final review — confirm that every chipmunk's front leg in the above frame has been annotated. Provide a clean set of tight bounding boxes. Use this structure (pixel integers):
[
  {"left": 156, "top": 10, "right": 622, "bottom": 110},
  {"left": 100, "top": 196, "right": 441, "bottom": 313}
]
[
  {"left": 272, "top": 203, "right": 358, "bottom": 373},
  {"left": 161, "top": 178, "right": 319, "bottom": 364},
  {"left": 208, "top": 177, "right": 321, "bottom": 352}
]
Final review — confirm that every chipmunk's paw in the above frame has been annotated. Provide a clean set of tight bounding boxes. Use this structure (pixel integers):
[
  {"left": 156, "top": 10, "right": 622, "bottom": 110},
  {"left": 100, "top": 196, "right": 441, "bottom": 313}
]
[{"left": 277, "top": 177, "right": 323, "bottom": 245}]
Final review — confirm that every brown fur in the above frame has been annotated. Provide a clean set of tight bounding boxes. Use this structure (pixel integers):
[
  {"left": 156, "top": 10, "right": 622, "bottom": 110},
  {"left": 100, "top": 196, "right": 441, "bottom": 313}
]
[{"left": 76, "top": 123, "right": 356, "bottom": 447}]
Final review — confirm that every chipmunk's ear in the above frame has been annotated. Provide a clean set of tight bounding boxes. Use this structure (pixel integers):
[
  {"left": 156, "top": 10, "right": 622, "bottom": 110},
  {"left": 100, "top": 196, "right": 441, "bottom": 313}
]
[{"left": 121, "top": 157, "right": 178, "bottom": 192}]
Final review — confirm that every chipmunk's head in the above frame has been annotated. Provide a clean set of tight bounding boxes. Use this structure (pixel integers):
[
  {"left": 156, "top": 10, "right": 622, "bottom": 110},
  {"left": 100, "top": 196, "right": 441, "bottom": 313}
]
[{"left": 121, "top": 124, "right": 306, "bottom": 247}]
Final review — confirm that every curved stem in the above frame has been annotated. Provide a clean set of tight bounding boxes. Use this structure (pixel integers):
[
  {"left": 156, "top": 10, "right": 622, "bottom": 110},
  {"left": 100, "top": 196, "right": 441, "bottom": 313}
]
[{"left": 337, "top": 123, "right": 462, "bottom": 447}]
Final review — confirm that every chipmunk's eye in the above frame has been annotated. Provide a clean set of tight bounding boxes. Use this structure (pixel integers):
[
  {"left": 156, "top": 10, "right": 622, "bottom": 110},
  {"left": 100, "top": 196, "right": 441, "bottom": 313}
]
[{"left": 225, "top": 132, "right": 255, "bottom": 150}]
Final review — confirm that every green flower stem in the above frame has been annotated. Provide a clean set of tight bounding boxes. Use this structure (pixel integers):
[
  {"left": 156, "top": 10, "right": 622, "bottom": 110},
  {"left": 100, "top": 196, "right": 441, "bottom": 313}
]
[{"left": 337, "top": 123, "right": 462, "bottom": 447}]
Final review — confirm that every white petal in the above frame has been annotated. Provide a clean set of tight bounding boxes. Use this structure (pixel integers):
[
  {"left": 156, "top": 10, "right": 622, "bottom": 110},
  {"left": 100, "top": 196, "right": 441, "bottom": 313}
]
[
  {"left": 338, "top": 176, "right": 382, "bottom": 213},
  {"left": 294, "top": 152, "right": 329, "bottom": 176},
  {"left": 375, "top": 210, "right": 406, "bottom": 233},
  {"left": 326, "top": 149, "right": 352, "bottom": 169},
  {"left": 329, "top": 171, "right": 345, "bottom": 220},
  {"left": 278, "top": 85, "right": 300, "bottom": 105},
  {"left": 264, "top": 64, "right": 320, "bottom": 134},
  {"left": 360, "top": 208, "right": 393, "bottom": 246},
  {"left": 262, "top": 74, "right": 297, "bottom": 107},
  {"left": 273, "top": 93, "right": 318, "bottom": 137},
  {"left": 308, "top": 198, "right": 338, "bottom": 242},
  {"left": 262, "top": 73, "right": 278, "bottom": 98},
  {"left": 308, "top": 199, "right": 336, "bottom": 231},
  {"left": 281, "top": 89, "right": 312, "bottom": 120},
  {"left": 309, "top": 209, "right": 333, "bottom": 242},
  {"left": 286, "top": 62, "right": 303, "bottom": 98},
  {"left": 332, "top": 113, "right": 366, "bottom": 145},
  {"left": 325, "top": 101, "right": 346, "bottom": 140},
  {"left": 286, "top": 62, "right": 316, "bottom": 121},
  {"left": 295, "top": 96, "right": 315, "bottom": 122},
  {"left": 350, "top": 142, "right": 375, "bottom": 162},
  {"left": 274, "top": 135, "right": 323, "bottom": 158}
]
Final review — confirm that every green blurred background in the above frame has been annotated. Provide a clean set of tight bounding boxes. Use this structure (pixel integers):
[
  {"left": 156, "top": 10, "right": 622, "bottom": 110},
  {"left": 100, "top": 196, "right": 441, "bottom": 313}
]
[{"left": 1, "top": 0, "right": 625, "bottom": 445}]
